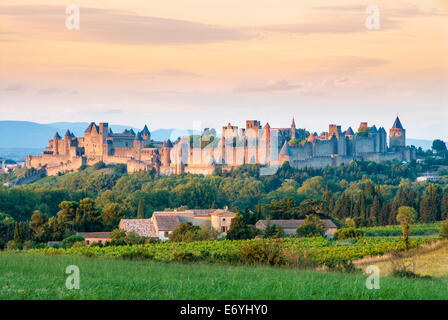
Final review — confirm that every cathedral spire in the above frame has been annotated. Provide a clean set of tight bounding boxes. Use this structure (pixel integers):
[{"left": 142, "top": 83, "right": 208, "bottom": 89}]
[{"left": 291, "top": 117, "right": 296, "bottom": 128}]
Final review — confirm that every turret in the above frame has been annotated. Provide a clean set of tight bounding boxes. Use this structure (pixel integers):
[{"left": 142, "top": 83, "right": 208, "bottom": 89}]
[
  {"left": 141, "top": 125, "right": 150, "bottom": 140},
  {"left": 278, "top": 141, "right": 292, "bottom": 165},
  {"left": 389, "top": 116, "right": 406, "bottom": 150},
  {"left": 161, "top": 140, "right": 173, "bottom": 166},
  {"left": 291, "top": 118, "right": 296, "bottom": 139},
  {"left": 53, "top": 132, "right": 61, "bottom": 155}
]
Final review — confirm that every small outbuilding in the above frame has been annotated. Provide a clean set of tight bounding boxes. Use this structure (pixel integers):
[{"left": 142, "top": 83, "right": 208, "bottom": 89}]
[
  {"left": 76, "top": 232, "right": 111, "bottom": 246},
  {"left": 255, "top": 219, "right": 338, "bottom": 238}
]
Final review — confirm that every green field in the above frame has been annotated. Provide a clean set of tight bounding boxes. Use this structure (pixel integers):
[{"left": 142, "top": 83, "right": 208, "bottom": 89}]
[
  {"left": 358, "top": 222, "right": 442, "bottom": 237},
  {"left": 26, "top": 237, "right": 436, "bottom": 267},
  {"left": 1, "top": 252, "right": 447, "bottom": 300}
]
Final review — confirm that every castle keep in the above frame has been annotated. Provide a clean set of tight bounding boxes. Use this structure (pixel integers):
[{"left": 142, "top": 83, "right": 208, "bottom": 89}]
[{"left": 26, "top": 117, "right": 415, "bottom": 176}]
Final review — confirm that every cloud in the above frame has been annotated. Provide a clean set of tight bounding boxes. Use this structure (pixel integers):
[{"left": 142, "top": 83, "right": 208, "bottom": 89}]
[
  {"left": 150, "top": 69, "right": 201, "bottom": 77},
  {"left": 38, "top": 87, "right": 68, "bottom": 95},
  {"left": 260, "top": 16, "right": 399, "bottom": 35},
  {"left": 3, "top": 84, "right": 24, "bottom": 91},
  {"left": 234, "top": 80, "right": 302, "bottom": 93},
  {"left": 0, "top": 5, "right": 252, "bottom": 45}
]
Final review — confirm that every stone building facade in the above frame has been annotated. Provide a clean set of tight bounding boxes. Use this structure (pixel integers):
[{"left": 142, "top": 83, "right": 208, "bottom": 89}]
[{"left": 26, "top": 116, "right": 415, "bottom": 176}]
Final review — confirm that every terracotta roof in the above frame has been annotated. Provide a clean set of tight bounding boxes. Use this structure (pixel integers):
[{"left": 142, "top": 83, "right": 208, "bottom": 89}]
[
  {"left": 119, "top": 219, "right": 157, "bottom": 237},
  {"left": 152, "top": 214, "right": 180, "bottom": 231},
  {"left": 307, "top": 133, "right": 316, "bottom": 143},
  {"left": 76, "top": 232, "right": 111, "bottom": 239},
  {"left": 256, "top": 219, "right": 337, "bottom": 229}
]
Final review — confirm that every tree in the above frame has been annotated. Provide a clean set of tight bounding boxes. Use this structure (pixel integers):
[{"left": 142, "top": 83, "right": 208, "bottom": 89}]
[
  {"left": 440, "top": 219, "right": 448, "bottom": 239},
  {"left": 102, "top": 203, "right": 126, "bottom": 229},
  {"left": 13, "top": 222, "right": 24, "bottom": 244},
  {"left": 419, "top": 184, "right": 442, "bottom": 222},
  {"left": 62, "top": 235, "right": 85, "bottom": 248},
  {"left": 77, "top": 198, "right": 102, "bottom": 231},
  {"left": 333, "top": 192, "right": 352, "bottom": 219},
  {"left": 263, "top": 221, "right": 284, "bottom": 239},
  {"left": 369, "top": 195, "right": 381, "bottom": 226},
  {"left": 396, "top": 206, "right": 416, "bottom": 250},
  {"left": 296, "top": 215, "right": 326, "bottom": 237},
  {"left": 137, "top": 199, "right": 145, "bottom": 219},
  {"left": 57, "top": 201, "right": 79, "bottom": 225},
  {"left": 441, "top": 193, "right": 448, "bottom": 220},
  {"left": 168, "top": 222, "right": 200, "bottom": 242},
  {"left": 226, "top": 214, "right": 258, "bottom": 240},
  {"left": 29, "top": 210, "right": 48, "bottom": 242},
  {"left": 345, "top": 217, "right": 356, "bottom": 228},
  {"left": 432, "top": 139, "right": 447, "bottom": 153}
]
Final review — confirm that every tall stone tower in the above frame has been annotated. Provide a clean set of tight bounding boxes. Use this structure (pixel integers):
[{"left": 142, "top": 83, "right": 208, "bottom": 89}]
[
  {"left": 291, "top": 118, "right": 296, "bottom": 139},
  {"left": 389, "top": 116, "right": 406, "bottom": 150}
]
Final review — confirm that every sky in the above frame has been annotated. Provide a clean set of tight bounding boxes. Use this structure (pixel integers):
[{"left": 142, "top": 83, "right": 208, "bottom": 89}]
[{"left": 0, "top": 0, "right": 447, "bottom": 140}]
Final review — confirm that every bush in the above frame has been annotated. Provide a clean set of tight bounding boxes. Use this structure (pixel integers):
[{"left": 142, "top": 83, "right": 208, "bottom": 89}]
[
  {"left": 6, "top": 240, "right": 22, "bottom": 250},
  {"left": 71, "top": 241, "right": 85, "bottom": 248},
  {"left": 263, "top": 223, "right": 285, "bottom": 239},
  {"left": 238, "top": 239, "right": 285, "bottom": 266},
  {"left": 334, "top": 228, "right": 363, "bottom": 240},
  {"left": 440, "top": 220, "right": 448, "bottom": 239},
  {"left": 90, "top": 241, "right": 104, "bottom": 248},
  {"left": 93, "top": 161, "right": 106, "bottom": 170},
  {"left": 62, "top": 235, "right": 85, "bottom": 248},
  {"left": 296, "top": 215, "right": 326, "bottom": 238}
]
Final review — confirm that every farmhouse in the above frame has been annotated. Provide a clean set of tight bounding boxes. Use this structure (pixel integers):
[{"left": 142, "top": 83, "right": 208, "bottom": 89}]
[
  {"left": 76, "top": 232, "right": 111, "bottom": 246},
  {"left": 119, "top": 208, "right": 236, "bottom": 241},
  {"left": 255, "top": 219, "right": 338, "bottom": 238}
]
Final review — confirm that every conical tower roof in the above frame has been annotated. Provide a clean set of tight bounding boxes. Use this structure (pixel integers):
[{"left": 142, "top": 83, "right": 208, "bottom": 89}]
[
  {"left": 345, "top": 127, "right": 355, "bottom": 136},
  {"left": 141, "top": 125, "right": 150, "bottom": 136},
  {"left": 54, "top": 132, "right": 61, "bottom": 140},
  {"left": 392, "top": 116, "right": 403, "bottom": 129},
  {"left": 163, "top": 140, "right": 174, "bottom": 148},
  {"left": 307, "top": 133, "right": 316, "bottom": 143},
  {"left": 279, "top": 141, "right": 292, "bottom": 156}
]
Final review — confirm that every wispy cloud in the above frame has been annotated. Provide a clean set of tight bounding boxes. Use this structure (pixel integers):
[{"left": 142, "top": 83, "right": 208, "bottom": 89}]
[
  {"left": 3, "top": 84, "right": 24, "bottom": 91},
  {"left": 0, "top": 5, "right": 252, "bottom": 45},
  {"left": 38, "top": 87, "right": 68, "bottom": 95},
  {"left": 234, "top": 80, "right": 302, "bottom": 93}
]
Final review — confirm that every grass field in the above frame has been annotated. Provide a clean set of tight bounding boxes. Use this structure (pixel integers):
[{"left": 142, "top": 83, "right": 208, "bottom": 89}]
[{"left": 1, "top": 252, "right": 447, "bottom": 300}]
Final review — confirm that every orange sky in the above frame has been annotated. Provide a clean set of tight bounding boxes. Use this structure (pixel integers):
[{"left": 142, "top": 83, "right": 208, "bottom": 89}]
[{"left": 1, "top": 0, "right": 447, "bottom": 140}]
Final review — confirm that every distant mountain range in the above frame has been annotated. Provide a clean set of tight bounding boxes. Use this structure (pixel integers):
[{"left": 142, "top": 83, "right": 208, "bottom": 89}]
[
  {"left": 0, "top": 121, "right": 440, "bottom": 160},
  {"left": 0, "top": 121, "right": 196, "bottom": 160}
]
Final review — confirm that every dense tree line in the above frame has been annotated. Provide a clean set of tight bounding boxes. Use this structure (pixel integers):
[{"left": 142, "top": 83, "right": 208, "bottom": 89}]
[{"left": 0, "top": 158, "right": 447, "bottom": 247}]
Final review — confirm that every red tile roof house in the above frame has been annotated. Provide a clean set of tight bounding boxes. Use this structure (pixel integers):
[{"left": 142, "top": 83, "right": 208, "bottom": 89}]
[
  {"left": 255, "top": 219, "right": 338, "bottom": 238},
  {"left": 119, "top": 208, "right": 236, "bottom": 241}
]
